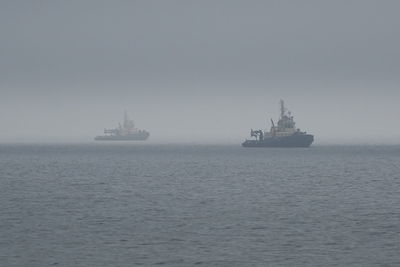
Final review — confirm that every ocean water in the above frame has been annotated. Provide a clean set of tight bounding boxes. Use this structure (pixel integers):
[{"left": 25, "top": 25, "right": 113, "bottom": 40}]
[{"left": 0, "top": 143, "right": 399, "bottom": 267}]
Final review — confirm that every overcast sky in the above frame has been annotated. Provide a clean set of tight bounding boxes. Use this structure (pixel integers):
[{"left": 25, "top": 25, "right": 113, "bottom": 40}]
[{"left": 1, "top": 0, "right": 399, "bottom": 143}]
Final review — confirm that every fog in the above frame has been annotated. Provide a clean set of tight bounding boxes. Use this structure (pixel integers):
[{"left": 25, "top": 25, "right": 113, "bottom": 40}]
[{"left": 1, "top": 1, "right": 399, "bottom": 144}]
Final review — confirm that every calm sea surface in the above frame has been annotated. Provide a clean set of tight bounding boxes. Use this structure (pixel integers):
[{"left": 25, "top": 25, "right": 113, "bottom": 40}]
[{"left": 0, "top": 143, "right": 399, "bottom": 266}]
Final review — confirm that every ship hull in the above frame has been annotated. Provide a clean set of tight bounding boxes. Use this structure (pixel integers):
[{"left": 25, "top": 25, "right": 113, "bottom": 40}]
[
  {"left": 242, "top": 134, "right": 314, "bottom": 148},
  {"left": 94, "top": 132, "right": 150, "bottom": 141}
]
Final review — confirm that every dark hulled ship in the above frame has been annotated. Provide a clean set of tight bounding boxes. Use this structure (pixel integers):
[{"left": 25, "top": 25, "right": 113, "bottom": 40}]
[
  {"left": 242, "top": 100, "right": 314, "bottom": 147},
  {"left": 94, "top": 111, "right": 150, "bottom": 141}
]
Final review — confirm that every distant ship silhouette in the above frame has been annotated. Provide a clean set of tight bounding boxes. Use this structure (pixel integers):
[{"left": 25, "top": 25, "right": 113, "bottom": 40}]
[{"left": 94, "top": 111, "right": 150, "bottom": 141}]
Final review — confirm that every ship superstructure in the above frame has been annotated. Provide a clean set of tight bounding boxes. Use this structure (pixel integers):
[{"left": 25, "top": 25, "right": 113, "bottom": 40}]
[
  {"left": 94, "top": 111, "right": 150, "bottom": 141},
  {"left": 242, "top": 100, "right": 314, "bottom": 147}
]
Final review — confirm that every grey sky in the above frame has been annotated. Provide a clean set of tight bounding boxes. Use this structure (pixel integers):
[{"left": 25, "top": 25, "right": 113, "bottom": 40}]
[{"left": 1, "top": 1, "right": 399, "bottom": 143}]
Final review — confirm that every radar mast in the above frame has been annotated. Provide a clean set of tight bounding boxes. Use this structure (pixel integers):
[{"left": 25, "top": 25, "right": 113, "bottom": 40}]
[
  {"left": 123, "top": 110, "right": 135, "bottom": 129},
  {"left": 280, "top": 99, "right": 285, "bottom": 119}
]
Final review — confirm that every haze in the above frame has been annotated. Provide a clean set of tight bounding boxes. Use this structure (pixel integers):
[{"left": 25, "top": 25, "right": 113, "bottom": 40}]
[{"left": 1, "top": 1, "right": 399, "bottom": 144}]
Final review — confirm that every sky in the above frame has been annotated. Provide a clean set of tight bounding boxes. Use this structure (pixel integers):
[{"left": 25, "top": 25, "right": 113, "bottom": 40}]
[{"left": 1, "top": 0, "right": 400, "bottom": 143}]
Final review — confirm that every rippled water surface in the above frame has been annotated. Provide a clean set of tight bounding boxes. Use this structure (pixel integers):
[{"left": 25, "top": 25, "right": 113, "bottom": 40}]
[{"left": 1, "top": 144, "right": 399, "bottom": 266}]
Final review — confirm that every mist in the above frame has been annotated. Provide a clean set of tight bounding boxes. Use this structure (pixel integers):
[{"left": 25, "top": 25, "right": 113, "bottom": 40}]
[{"left": 1, "top": 0, "right": 400, "bottom": 144}]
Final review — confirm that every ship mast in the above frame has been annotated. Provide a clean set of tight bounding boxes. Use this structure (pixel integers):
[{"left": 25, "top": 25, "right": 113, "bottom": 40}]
[
  {"left": 124, "top": 110, "right": 129, "bottom": 126},
  {"left": 280, "top": 99, "right": 285, "bottom": 119},
  {"left": 123, "top": 110, "right": 135, "bottom": 129}
]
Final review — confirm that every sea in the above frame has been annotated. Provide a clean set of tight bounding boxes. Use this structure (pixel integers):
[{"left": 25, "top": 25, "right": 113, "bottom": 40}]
[{"left": 0, "top": 143, "right": 399, "bottom": 266}]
